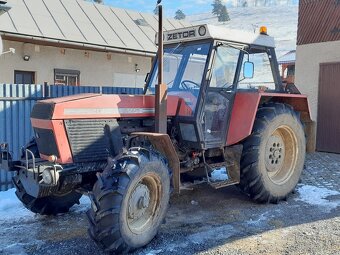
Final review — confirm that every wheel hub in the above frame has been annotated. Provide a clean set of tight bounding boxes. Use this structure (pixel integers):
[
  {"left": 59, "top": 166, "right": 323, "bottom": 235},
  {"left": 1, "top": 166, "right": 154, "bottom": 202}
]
[
  {"left": 265, "top": 133, "right": 285, "bottom": 173},
  {"left": 128, "top": 184, "right": 150, "bottom": 220}
]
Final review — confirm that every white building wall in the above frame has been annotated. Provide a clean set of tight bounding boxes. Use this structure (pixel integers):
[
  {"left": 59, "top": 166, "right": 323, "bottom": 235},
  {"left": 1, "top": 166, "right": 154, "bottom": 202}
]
[
  {"left": 295, "top": 40, "right": 340, "bottom": 121},
  {"left": 0, "top": 40, "right": 153, "bottom": 88}
]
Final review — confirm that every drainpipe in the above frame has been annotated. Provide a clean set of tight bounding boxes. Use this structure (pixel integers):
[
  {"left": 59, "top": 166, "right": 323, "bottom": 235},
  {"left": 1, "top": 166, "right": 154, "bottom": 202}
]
[{"left": 0, "top": 1, "right": 12, "bottom": 56}]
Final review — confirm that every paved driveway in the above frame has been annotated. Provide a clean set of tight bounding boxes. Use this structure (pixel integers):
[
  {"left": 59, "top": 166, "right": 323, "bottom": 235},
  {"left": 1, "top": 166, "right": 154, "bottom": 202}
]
[{"left": 0, "top": 152, "right": 339, "bottom": 255}]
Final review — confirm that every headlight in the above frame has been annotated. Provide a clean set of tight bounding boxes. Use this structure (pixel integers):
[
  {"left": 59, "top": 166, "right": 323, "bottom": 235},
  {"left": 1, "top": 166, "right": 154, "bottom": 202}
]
[
  {"left": 41, "top": 168, "right": 60, "bottom": 185},
  {"left": 42, "top": 169, "right": 53, "bottom": 185}
]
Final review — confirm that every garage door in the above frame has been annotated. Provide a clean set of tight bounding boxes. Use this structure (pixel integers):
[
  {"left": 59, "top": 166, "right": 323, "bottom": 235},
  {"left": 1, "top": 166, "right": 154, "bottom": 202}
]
[{"left": 317, "top": 62, "right": 340, "bottom": 153}]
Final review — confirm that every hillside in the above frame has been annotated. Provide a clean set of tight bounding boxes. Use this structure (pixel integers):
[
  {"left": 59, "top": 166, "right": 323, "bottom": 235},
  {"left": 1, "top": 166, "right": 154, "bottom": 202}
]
[{"left": 187, "top": 5, "right": 298, "bottom": 58}]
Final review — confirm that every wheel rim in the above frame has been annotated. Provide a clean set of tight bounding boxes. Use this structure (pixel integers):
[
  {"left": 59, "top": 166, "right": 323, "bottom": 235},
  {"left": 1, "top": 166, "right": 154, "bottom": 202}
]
[
  {"left": 127, "top": 173, "right": 162, "bottom": 234},
  {"left": 265, "top": 125, "right": 298, "bottom": 185}
]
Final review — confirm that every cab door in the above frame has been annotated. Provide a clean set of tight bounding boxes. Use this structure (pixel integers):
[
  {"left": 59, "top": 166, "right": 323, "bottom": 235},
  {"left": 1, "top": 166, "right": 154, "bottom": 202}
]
[{"left": 201, "top": 45, "right": 243, "bottom": 149}]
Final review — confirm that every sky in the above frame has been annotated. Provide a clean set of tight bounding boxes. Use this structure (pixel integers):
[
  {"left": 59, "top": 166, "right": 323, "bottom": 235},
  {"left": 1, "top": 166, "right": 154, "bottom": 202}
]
[{"left": 104, "top": 0, "right": 237, "bottom": 17}]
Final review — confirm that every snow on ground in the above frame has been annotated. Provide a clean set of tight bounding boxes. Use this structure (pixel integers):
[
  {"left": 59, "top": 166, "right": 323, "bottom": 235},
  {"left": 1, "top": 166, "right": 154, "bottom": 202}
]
[
  {"left": 0, "top": 189, "right": 91, "bottom": 222},
  {"left": 0, "top": 189, "right": 34, "bottom": 222},
  {"left": 246, "top": 212, "right": 270, "bottom": 226},
  {"left": 1, "top": 243, "right": 28, "bottom": 255},
  {"left": 187, "top": 6, "right": 298, "bottom": 57},
  {"left": 295, "top": 185, "right": 340, "bottom": 213}
]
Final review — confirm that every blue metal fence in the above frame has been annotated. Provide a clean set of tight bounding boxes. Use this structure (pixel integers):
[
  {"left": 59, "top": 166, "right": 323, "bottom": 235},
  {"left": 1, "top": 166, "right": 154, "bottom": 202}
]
[{"left": 0, "top": 84, "right": 143, "bottom": 191}]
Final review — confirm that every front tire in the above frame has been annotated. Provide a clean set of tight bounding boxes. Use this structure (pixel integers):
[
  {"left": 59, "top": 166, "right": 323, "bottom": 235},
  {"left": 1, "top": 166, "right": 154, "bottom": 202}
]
[
  {"left": 14, "top": 139, "right": 82, "bottom": 215},
  {"left": 240, "top": 103, "right": 306, "bottom": 203},
  {"left": 87, "top": 148, "right": 170, "bottom": 254},
  {"left": 14, "top": 176, "right": 82, "bottom": 215}
]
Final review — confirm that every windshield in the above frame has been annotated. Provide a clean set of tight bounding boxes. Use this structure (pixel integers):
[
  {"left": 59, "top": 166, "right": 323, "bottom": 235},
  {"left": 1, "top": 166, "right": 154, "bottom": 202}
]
[{"left": 147, "top": 42, "right": 211, "bottom": 115}]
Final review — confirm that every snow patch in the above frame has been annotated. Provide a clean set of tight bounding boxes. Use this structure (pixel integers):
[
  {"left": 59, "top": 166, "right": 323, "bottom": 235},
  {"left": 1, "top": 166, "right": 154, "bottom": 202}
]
[
  {"left": 188, "top": 6, "right": 298, "bottom": 56},
  {"left": 72, "top": 195, "right": 91, "bottom": 213},
  {"left": 247, "top": 212, "right": 270, "bottom": 226},
  {"left": 0, "top": 189, "right": 91, "bottom": 222},
  {"left": 144, "top": 249, "right": 163, "bottom": 255},
  {"left": 210, "top": 167, "right": 229, "bottom": 182},
  {"left": 0, "top": 243, "right": 28, "bottom": 255},
  {"left": 188, "top": 224, "right": 236, "bottom": 244},
  {"left": 0, "top": 189, "right": 35, "bottom": 222},
  {"left": 295, "top": 185, "right": 340, "bottom": 212}
]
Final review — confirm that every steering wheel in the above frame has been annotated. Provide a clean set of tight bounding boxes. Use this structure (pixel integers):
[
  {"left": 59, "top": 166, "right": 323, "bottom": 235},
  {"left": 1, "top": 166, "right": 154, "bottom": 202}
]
[{"left": 181, "top": 80, "right": 200, "bottom": 90}]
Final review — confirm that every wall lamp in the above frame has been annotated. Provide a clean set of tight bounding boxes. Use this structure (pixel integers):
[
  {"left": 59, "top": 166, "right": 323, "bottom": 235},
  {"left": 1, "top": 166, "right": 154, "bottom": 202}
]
[
  {"left": 135, "top": 64, "right": 140, "bottom": 73},
  {"left": 23, "top": 55, "right": 30, "bottom": 61}
]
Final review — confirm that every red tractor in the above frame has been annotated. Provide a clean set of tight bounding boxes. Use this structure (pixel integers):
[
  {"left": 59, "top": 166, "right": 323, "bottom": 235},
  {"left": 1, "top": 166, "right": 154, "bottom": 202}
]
[{"left": 0, "top": 5, "right": 311, "bottom": 254}]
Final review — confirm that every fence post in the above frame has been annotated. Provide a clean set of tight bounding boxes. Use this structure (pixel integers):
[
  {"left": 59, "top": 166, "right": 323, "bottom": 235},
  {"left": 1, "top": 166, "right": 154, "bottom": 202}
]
[{"left": 43, "top": 82, "right": 50, "bottom": 98}]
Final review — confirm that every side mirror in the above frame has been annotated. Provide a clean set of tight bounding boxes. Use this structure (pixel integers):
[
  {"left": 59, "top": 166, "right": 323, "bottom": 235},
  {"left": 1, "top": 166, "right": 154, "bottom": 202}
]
[{"left": 243, "top": 61, "right": 254, "bottom": 79}]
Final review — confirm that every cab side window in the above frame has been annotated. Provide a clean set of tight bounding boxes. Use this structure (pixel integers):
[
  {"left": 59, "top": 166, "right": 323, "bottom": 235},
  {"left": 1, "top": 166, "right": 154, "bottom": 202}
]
[
  {"left": 210, "top": 46, "right": 239, "bottom": 89},
  {"left": 239, "top": 52, "right": 275, "bottom": 90}
]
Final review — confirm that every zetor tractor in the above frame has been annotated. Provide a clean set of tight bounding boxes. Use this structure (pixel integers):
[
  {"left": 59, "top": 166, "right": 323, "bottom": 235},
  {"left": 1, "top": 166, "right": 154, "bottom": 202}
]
[{"left": 1, "top": 10, "right": 311, "bottom": 255}]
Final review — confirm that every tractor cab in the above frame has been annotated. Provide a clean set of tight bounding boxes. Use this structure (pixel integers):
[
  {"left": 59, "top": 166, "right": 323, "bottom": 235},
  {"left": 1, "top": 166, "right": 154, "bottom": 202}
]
[{"left": 146, "top": 24, "right": 281, "bottom": 150}]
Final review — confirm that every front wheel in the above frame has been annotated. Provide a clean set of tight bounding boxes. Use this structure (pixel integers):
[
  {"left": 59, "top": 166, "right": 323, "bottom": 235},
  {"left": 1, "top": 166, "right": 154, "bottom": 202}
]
[
  {"left": 87, "top": 148, "right": 170, "bottom": 254},
  {"left": 15, "top": 139, "right": 82, "bottom": 215},
  {"left": 14, "top": 176, "right": 82, "bottom": 215},
  {"left": 239, "top": 103, "right": 306, "bottom": 203}
]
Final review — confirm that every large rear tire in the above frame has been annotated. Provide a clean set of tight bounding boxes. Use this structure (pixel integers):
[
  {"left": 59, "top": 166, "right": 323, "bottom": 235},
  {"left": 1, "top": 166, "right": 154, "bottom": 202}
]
[
  {"left": 239, "top": 103, "right": 306, "bottom": 203},
  {"left": 87, "top": 148, "right": 170, "bottom": 254}
]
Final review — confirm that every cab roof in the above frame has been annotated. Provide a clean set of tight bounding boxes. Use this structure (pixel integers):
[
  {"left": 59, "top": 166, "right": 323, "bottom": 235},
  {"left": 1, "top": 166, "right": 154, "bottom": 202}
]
[{"left": 161, "top": 24, "right": 276, "bottom": 48}]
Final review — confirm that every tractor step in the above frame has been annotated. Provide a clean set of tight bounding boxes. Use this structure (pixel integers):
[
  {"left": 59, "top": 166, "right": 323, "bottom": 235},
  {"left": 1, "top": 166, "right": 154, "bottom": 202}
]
[
  {"left": 207, "top": 165, "right": 239, "bottom": 189},
  {"left": 209, "top": 179, "right": 239, "bottom": 189}
]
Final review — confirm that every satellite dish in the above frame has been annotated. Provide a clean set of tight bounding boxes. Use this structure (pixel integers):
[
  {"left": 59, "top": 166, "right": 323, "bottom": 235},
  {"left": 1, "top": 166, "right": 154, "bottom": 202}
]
[{"left": 0, "top": 35, "right": 3, "bottom": 55}]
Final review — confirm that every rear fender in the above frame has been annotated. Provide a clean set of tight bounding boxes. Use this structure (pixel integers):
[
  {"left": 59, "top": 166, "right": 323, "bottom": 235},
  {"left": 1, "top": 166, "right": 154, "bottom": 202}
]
[{"left": 227, "top": 92, "right": 312, "bottom": 146}]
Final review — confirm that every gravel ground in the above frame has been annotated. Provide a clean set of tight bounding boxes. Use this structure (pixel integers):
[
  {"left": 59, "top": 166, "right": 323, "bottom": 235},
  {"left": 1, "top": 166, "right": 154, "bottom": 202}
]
[{"left": 0, "top": 152, "right": 339, "bottom": 255}]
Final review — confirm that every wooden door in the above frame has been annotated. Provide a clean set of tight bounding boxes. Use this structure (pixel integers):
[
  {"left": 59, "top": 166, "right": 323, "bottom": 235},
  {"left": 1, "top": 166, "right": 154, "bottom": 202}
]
[{"left": 317, "top": 62, "right": 340, "bottom": 153}]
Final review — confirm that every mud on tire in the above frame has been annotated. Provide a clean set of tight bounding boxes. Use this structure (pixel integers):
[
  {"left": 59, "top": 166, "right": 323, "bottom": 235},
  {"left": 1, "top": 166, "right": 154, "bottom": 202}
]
[
  {"left": 87, "top": 148, "right": 170, "bottom": 254},
  {"left": 239, "top": 103, "right": 306, "bottom": 203}
]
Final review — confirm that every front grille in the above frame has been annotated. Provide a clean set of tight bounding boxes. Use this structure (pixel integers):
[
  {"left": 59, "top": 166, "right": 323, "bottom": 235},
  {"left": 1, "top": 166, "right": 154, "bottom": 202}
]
[
  {"left": 65, "top": 119, "right": 118, "bottom": 163},
  {"left": 34, "top": 128, "right": 60, "bottom": 157}
]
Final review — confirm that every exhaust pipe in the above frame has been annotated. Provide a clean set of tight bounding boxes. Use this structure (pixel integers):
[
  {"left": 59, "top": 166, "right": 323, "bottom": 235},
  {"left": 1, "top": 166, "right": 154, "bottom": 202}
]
[{"left": 155, "top": 0, "right": 167, "bottom": 134}]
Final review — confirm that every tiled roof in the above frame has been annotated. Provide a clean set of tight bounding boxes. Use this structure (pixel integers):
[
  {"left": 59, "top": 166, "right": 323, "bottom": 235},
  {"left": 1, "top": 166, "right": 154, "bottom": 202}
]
[
  {"left": 0, "top": 0, "right": 191, "bottom": 55},
  {"left": 278, "top": 50, "right": 296, "bottom": 64}
]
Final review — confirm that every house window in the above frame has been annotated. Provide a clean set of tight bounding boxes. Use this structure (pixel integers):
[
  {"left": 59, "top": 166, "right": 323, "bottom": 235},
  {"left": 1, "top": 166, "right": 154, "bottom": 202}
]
[
  {"left": 54, "top": 69, "right": 80, "bottom": 86},
  {"left": 14, "top": 71, "right": 35, "bottom": 84},
  {"left": 287, "top": 65, "right": 295, "bottom": 76}
]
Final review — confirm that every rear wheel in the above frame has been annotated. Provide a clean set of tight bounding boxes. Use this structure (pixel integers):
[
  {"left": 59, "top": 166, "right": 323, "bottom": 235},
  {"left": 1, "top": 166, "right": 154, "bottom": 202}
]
[
  {"left": 87, "top": 148, "right": 170, "bottom": 254},
  {"left": 239, "top": 103, "right": 305, "bottom": 203}
]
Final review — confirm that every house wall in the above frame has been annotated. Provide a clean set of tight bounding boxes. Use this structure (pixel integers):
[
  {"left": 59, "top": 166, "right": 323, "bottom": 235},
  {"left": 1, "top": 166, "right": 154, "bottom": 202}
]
[
  {"left": 295, "top": 40, "right": 340, "bottom": 152},
  {"left": 295, "top": 0, "right": 340, "bottom": 152},
  {"left": 295, "top": 41, "right": 340, "bottom": 122},
  {"left": 0, "top": 40, "right": 153, "bottom": 88}
]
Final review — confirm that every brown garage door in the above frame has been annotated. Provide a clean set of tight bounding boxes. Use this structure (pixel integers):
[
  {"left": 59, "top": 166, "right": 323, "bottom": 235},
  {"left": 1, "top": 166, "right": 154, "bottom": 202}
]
[{"left": 317, "top": 62, "right": 340, "bottom": 153}]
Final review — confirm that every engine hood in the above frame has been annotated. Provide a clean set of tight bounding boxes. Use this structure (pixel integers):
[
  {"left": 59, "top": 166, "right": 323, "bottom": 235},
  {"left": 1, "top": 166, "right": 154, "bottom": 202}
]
[{"left": 31, "top": 93, "right": 192, "bottom": 120}]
